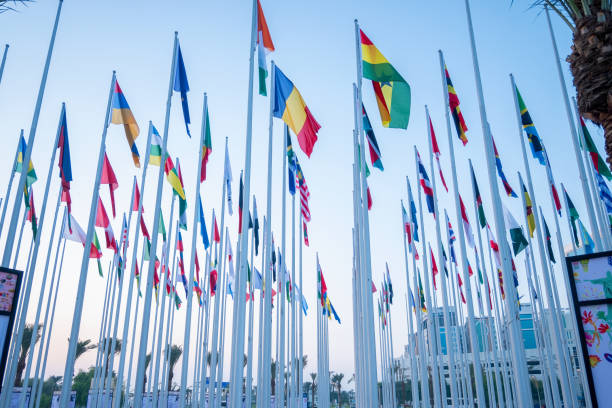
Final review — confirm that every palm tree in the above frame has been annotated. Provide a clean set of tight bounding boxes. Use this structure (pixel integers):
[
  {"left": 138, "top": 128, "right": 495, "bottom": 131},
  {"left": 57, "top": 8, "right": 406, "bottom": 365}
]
[
  {"left": 270, "top": 359, "right": 277, "bottom": 396},
  {"left": 75, "top": 339, "right": 97, "bottom": 363},
  {"left": 143, "top": 353, "right": 152, "bottom": 393},
  {"left": 532, "top": 1, "right": 612, "bottom": 162},
  {"left": 309, "top": 373, "right": 317, "bottom": 406},
  {"left": 15, "top": 324, "right": 42, "bottom": 386},
  {"left": 100, "top": 337, "right": 121, "bottom": 377},
  {"left": 0, "top": 0, "right": 33, "bottom": 13},
  {"left": 167, "top": 345, "right": 182, "bottom": 391},
  {"left": 331, "top": 373, "right": 344, "bottom": 407}
]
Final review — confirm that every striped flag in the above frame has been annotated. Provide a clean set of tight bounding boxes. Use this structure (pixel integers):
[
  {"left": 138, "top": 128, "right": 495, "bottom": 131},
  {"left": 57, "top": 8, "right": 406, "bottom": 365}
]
[
  {"left": 111, "top": 80, "right": 140, "bottom": 167},
  {"left": 256, "top": 0, "right": 274, "bottom": 96},
  {"left": 101, "top": 153, "right": 119, "bottom": 217},
  {"left": 492, "top": 137, "right": 516, "bottom": 198},
  {"left": 429, "top": 117, "right": 448, "bottom": 192},
  {"left": 57, "top": 107, "right": 73, "bottom": 223},
  {"left": 459, "top": 195, "right": 475, "bottom": 248},
  {"left": 362, "top": 104, "right": 384, "bottom": 171},
  {"left": 445, "top": 65, "right": 468, "bottom": 145},
  {"left": 416, "top": 151, "right": 434, "bottom": 215}
]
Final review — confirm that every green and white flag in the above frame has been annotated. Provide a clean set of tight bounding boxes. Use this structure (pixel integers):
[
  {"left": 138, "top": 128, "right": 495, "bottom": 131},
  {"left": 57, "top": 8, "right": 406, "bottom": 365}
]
[{"left": 504, "top": 205, "right": 528, "bottom": 256}]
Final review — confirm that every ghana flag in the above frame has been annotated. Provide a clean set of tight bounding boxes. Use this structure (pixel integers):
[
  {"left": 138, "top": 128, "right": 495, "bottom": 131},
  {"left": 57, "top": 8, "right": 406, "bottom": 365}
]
[{"left": 360, "top": 29, "right": 410, "bottom": 129}]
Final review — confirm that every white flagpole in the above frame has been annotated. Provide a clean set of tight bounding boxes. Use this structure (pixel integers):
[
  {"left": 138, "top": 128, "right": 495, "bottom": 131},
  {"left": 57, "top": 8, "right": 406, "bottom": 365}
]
[
  {"left": 545, "top": 6, "right": 603, "bottom": 250},
  {"left": 192, "top": 285, "right": 203, "bottom": 406},
  {"left": 256, "top": 218, "right": 266, "bottom": 407},
  {"left": 462, "top": 1, "right": 533, "bottom": 405},
  {"left": 0, "top": 43, "right": 8, "bottom": 86},
  {"left": 10, "top": 211, "right": 27, "bottom": 271},
  {"left": 214, "top": 237, "right": 232, "bottom": 408},
  {"left": 428, "top": 253, "right": 446, "bottom": 407},
  {"left": 57, "top": 68, "right": 115, "bottom": 407},
  {"left": 245, "top": 199, "right": 256, "bottom": 408},
  {"left": 179, "top": 92, "right": 209, "bottom": 406},
  {"left": 297, "top": 213, "right": 304, "bottom": 407},
  {"left": 133, "top": 32, "right": 179, "bottom": 407},
  {"left": 196, "top": 245, "right": 212, "bottom": 408},
  {"left": 114, "top": 121, "right": 153, "bottom": 407},
  {"left": 33, "top": 234, "right": 66, "bottom": 408},
  {"left": 0, "top": 130, "right": 22, "bottom": 240},
  {"left": 160, "top": 250, "right": 180, "bottom": 407},
  {"left": 208, "top": 210, "right": 225, "bottom": 405}
]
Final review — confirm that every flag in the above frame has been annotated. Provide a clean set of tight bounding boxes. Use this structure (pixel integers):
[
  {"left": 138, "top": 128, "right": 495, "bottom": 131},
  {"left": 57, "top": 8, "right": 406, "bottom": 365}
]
[
  {"left": 210, "top": 269, "right": 218, "bottom": 296},
  {"left": 159, "top": 210, "right": 167, "bottom": 242},
  {"left": 429, "top": 118, "right": 448, "bottom": 192},
  {"left": 253, "top": 198, "right": 260, "bottom": 254},
  {"left": 213, "top": 213, "right": 220, "bottom": 243},
  {"left": 92, "top": 231, "right": 104, "bottom": 276},
  {"left": 564, "top": 188, "right": 581, "bottom": 246},
  {"left": 198, "top": 195, "right": 210, "bottom": 250},
  {"left": 359, "top": 29, "right": 411, "bottom": 128},
  {"left": 362, "top": 105, "right": 383, "bottom": 171},
  {"left": 492, "top": 138, "right": 517, "bottom": 198},
  {"left": 385, "top": 263, "right": 393, "bottom": 304},
  {"left": 238, "top": 172, "right": 244, "bottom": 234},
  {"left": 200, "top": 107, "right": 212, "bottom": 182},
  {"left": 173, "top": 42, "right": 191, "bottom": 137},
  {"left": 15, "top": 134, "right": 37, "bottom": 188},
  {"left": 523, "top": 183, "right": 535, "bottom": 237},
  {"left": 430, "top": 248, "right": 438, "bottom": 290},
  {"left": 446, "top": 213, "right": 457, "bottom": 265},
  {"left": 471, "top": 166, "right": 487, "bottom": 228},
  {"left": 595, "top": 172, "right": 612, "bottom": 215},
  {"left": 26, "top": 188, "right": 37, "bottom": 238},
  {"left": 273, "top": 65, "right": 321, "bottom": 157},
  {"left": 417, "top": 151, "right": 434, "bottom": 215},
  {"left": 57, "top": 108, "right": 73, "bottom": 222},
  {"left": 164, "top": 156, "right": 186, "bottom": 200},
  {"left": 487, "top": 224, "right": 502, "bottom": 269},
  {"left": 542, "top": 214, "right": 556, "bottom": 263},
  {"left": 417, "top": 271, "right": 426, "bottom": 313},
  {"left": 287, "top": 131, "right": 297, "bottom": 195},
  {"left": 581, "top": 117, "right": 612, "bottom": 180},
  {"left": 224, "top": 142, "right": 233, "bottom": 215},
  {"left": 445, "top": 65, "right": 468, "bottom": 145},
  {"left": 227, "top": 233, "right": 235, "bottom": 296},
  {"left": 409, "top": 288, "right": 416, "bottom": 314},
  {"left": 367, "top": 184, "right": 372, "bottom": 211},
  {"left": 149, "top": 125, "right": 163, "bottom": 166},
  {"left": 317, "top": 256, "right": 327, "bottom": 307},
  {"left": 329, "top": 300, "right": 341, "bottom": 324},
  {"left": 515, "top": 86, "right": 545, "bottom": 165},
  {"left": 120, "top": 214, "right": 128, "bottom": 255},
  {"left": 111, "top": 80, "right": 140, "bottom": 167},
  {"left": 253, "top": 267, "right": 263, "bottom": 290},
  {"left": 543, "top": 146, "right": 562, "bottom": 216},
  {"left": 460, "top": 195, "right": 475, "bottom": 248},
  {"left": 578, "top": 219, "right": 595, "bottom": 254},
  {"left": 296, "top": 162, "right": 311, "bottom": 222},
  {"left": 173, "top": 287, "right": 182, "bottom": 309},
  {"left": 503, "top": 206, "right": 528, "bottom": 256},
  {"left": 256, "top": 0, "right": 274, "bottom": 96},
  {"left": 303, "top": 220, "right": 309, "bottom": 247},
  {"left": 101, "top": 153, "right": 119, "bottom": 218},
  {"left": 176, "top": 160, "right": 188, "bottom": 230},
  {"left": 96, "top": 198, "right": 118, "bottom": 253},
  {"left": 140, "top": 216, "right": 150, "bottom": 240}
]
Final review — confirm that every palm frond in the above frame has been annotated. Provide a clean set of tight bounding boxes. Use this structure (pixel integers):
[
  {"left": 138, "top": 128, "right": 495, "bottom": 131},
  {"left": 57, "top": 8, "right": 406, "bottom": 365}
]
[{"left": 0, "top": 0, "right": 34, "bottom": 13}]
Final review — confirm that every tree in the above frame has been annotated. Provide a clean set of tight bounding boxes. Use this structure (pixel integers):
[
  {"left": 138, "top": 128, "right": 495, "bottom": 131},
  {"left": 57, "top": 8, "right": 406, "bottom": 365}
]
[
  {"left": 167, "top": 345, "right": 182, "bottom": 391},
  {"left": 15, "top": 324, "right": 42, "bottom": 386},
  {"left": 39, "top": 375, "right": 62, "bottom": 408},
  {"left": 531, "top": 1, "right": 612, "bottom": 163},
  {"left": 75, "top": 339, "right": 96, "bottom": 363},
  {"left": 309, "top": 372, "right": 317, "bottom": 407},
  {"left": 331, "top": 373, "right": 344, "bottom": 407},
  {"left": 72, "top": 367, "right": 95, "bottom": 407},
  {"left": 0, "top": 0, "right": 33, "bottom": 13},
  {"left": 270, "top": 359, "right": 277, "bottom": 396}
]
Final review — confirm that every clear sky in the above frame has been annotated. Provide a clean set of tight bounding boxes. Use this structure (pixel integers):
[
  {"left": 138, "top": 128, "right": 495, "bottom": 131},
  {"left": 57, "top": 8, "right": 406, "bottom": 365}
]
[{"left": 0, "top": 0, "right": 602, "bottom": 391}]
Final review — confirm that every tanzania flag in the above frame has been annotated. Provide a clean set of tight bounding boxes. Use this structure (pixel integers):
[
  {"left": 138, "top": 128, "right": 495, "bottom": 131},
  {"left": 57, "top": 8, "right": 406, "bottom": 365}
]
[
  {"left": 164, "top": 156, "right": 186, "bottom": 200},
  {"left": 273, "top": 65, "right": 321, "bottom": 157},
  {"left": 111, "top": 80, "right": 140, "bottom": 167},
  {"left": 581, "top": 117, "right": 612, "bottom": 180},
  {"left": 515, "top": 86, "right": 545, "bottom": 165},
  {"left": 445, "top": 65, "right": 468, "bottom": 145},
  {"left": 149, "top": 125, "right": 163, "bottom": 166},
  {"left": 471, "top": 165, "right": 486, "bottom": 228},
  {"left": 542, "top": 214, "right": 556, "bottom": 263},
  {"left": 492, "top": 137, "right": 517, "bottom": 198},
  {"left": 522, "top": 183, "right": 535, "bottom": 237},
  {"left": 362, "top": 105, "right": 383, "bottom": 171},
  {"left": 360, "top": 29, "right": 410, "bottom": 129},
  {"left": 257, "top": 0, "right": 274, "bottom": 96},
  {"left": 201, "top": 107, "right": 212, "bottom": 182},
  {"left": 173, "top": 41, "right": 191, "bottom": 137},
  {"left": 15, "top": 134, "right": 37, "bottom": 188}
]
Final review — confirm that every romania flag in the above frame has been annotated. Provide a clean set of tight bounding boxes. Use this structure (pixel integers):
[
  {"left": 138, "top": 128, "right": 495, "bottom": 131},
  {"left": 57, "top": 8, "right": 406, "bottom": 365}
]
[
  {"left": 111, "top": 81, "right": 140, "bottom": 167},
  {"left": 360, "top": 29, "right": 411, "bottom": 129},
  {"left": 273, "top": 65, "right": 321, "bottom": 158},
  {"left": 445, "top": 65, "right": 468, "bottom": 145}
]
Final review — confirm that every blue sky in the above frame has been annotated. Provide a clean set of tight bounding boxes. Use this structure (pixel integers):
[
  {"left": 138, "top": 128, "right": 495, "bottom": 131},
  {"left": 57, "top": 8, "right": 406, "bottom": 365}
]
[{"left": 0, "top": 0, "right": 602, "bottom": 389}]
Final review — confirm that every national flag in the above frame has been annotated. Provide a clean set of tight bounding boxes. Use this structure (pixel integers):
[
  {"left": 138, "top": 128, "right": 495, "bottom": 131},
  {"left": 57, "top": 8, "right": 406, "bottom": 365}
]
[
  {"left": 503, "top": 205, "right": 528, "bottom": 256},
  {"left": 198, "top": 195, "right": 210, "bottom": 249},
  {"left": 111, "top": 80, "right": 140, "bottom": 167},
  {"left": 227, "top": 232, "right": 235, "bottom": 296},
  {"left": 542, "top": 214, "right": 556, "bottom": 263},
  {"left": 362, "top": 105, "right": 383, "bottom": 171},
  {"left": 120, "top": 214, "right": 128, "bottom": 255},
  {"left": 360, "top": 29, "right": 411, "bottom": 128},
  {"left": 15, "top": 134, "right": 37, "bottom": 188},
  {"left": 57, "top": 108, "right": 73, "bottom": 223},
  {"left": 92, "top": 231, "right": 104, "bottom": 276},
  {"left": 95, "top": 198, "right": 117, "bottom": 253},
  {"left": 26, "top": 188, "right": 37, "bottom": 238},
  {"left": 460, "top": 195, "right": 475, "bottom": 248},
  {"left": 253, "top": 267, "right": 263, "bottom": 290},
  {"left": 446, "top": 213, "right": 457, "bottom": 265},
  {"left": 287, "top": 130, "right": 297, "bottom": 195},
  {"left": 487, "top": 224, "right": 502, "bottom": 269},
  {"left": 367, "top": 184, "right": 372, "bottom": 211},
  {"left": 210, "top": 269, "right": 218, "bottom": 296},
  {"left": 523, "top": 183, "right": 535, "bottom": 237},
  {"left": 595, "top": 172, "right": 612, "bottom": 215},
  {"left": 176, "top": 160, "right": 188, "bottom": 230},
  {"left": 417, "top": 151, "right": 434, "bottom": 215},
  {"left": 543, "top": 146, "right": 562, "bottom": 216},
  {"left": 430, "top": 248, "right": 438, "bottom": 290},
  {"left": 256, "top": 0, "right": 274, "bottom": 96},
  {"left": 303, "top": 220, "right": 310, "bottom": 247},
  {"left": 173, "top": 42, "right": 191, "bottom": 137},
  {"left": 329, "top": 300, "right": 341, "bottom": 324},
  {"left": 213, "top": 213, "right": 220, "bottom": 243},
  {"left": 564, "top": 188, "right": 580, "bottom": 246},
  {"left": 578, "top": 219, "right": 594, "bottom": 254},
  {"left": 163, "top": 156, "right": 186, "bottom": 200},
  {"left": 132, "top": 181, "right": 142, "bottom": 214},
  {"left": 444, "top": 65, "right": 468, "bottom": 145},
  {"left": 253, "top": 198, "right": 260, "bottom": 254},
  {"left": 200, "top": 106, "right": 212, "bottom": 182},
  {"left": 101, "top": 153, "right": 119, "bottom": 218},
  {"left": 498, "top": 267, "right": 505, "bottom": 300},
  {"left": 149, "top": 125, "right": 163, "bottom": 166},
  {"left": 317, "top": 255, "right": 327, "bottom": 307},
  {"left": 402, "top": 203, "right": 410, "bottom": 237},
  {"left": 492, "top": 138, "right": 517, "bottom": 198},
  {"left": 173, "top": 287, "right": 182, "bottom": 309},
  {"left": 417, "top": 271, "right": 426, "bottom": 313},
  {"left": 238, "top": 172, "right": 244, "bottom": 234},
  {"left": 470, "top": 165, "right": 486, "bottom": 228},
  {"left": 515, "top": 86, "right": 545, "bottom": 165},
  {"left": 135, "top": 259, "right": 142, "bottom": 296},
  {"left": 457, "top": 273, "right": 466, "bottom": 304},
  {"left": 429, "top": 118, "right": 448, "bottom": 192},
  {"left": 159, "top": 210, "right": 167, "bottom": 242},
  {"left": 581, "top": 117, "right": 612, "bottom": 180},
  {"left": 408, "top": 189, "right": 419, "bottom": 242},
  {"left": 140, "top": 216, "right": 150, "bottom": 240},
  {"left": 385, "top": 263, "right": 393, "bottom": 304},
  {"left": 224, "top": 142, "right": 233, "bottom": 215},
  {"left": 273, "top": 65, "right": 321, "bottom": 157},
  {"left": 296, "top": 161, "right": 311, "bottom": 222},
  {"left": 409, "top": 288, "right": 416, "bottom": 314}
]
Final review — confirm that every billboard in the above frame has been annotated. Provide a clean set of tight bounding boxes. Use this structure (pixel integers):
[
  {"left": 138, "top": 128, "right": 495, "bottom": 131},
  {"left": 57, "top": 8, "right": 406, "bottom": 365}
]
[{"left": 0, "top": 267, "right": 23, "bottom": 385}]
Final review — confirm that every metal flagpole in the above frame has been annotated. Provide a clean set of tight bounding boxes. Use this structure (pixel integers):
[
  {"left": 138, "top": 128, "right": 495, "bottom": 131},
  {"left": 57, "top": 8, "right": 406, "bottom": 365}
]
[
  {"left": 0, "top": 44, "right": 8, "bottom": 87},
  {"left": 289, "top": 191, "right": 295, "bottom": 408},
  {"left": 425, "top": 105, "right": 459, "bottom": 407},
  {"left": 0, "top": 130, "right": 22, "bottom": 240},
  {"left": 462, "top": 1, "right": 533, "bottom": 405},
  {"left": 208, "top": 212, "right": 224, "bottom": 406},
  {"left": 545, "top": 6, "right": 603, "bottom": 250},
  {"left": 179, "top": 92, "right": 209, "bottom": 406},
  {"left": 192, "top": 283, "right": 203, "bottom": 406},
  {"left": 245, "top": 224, "right": 255, "bottom": 408},
  {"left": 57, "top": 69, "right": 114, "bottom": 407},
  {"left": 133, "top": 32, "right": 179, "bottom": 407},
  {"left": 214, "top": 238, "right": 231, "bottom": 408},
  {"left": 196, "top": 246, "right": 211, "bottom": 408},
  {"left": 256, "top": 218, "right": 266, "bottom": 407},
  {"left": 161, "top": 252, "right": 180, "bottom": 407},
  {"left": 298, "top": 215, "right": 304, "bottom": 408},
  {"left": 10, "top": 211, "right": 27, "bottom": 271},
  {"left": 114, "top": 121, "right": 154, "bottom": 407},
  {"left": 429, "top": 252, "right": 446, "bottom": 407}
]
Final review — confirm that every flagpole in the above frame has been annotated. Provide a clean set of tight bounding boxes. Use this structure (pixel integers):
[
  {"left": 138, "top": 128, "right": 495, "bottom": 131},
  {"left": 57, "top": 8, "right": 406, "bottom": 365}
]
[
  {"left": 161, "top": 251, "right": 180, "bottom": 406},
  {"left": 192, "top": 285, "right": 203, "bottom": 406},
  {"left": 246, "top": 210, "right": 256, "bottom": 408},
  {"left": 215, "top": 237, "right": 231, "bottom": 408},
  {"left": 298, "top": 212, "right": 304, "bottom": 407},
  {"left": 0, "top": 43, "right": 8, "bottom": 86},
  {"left": 33, "top": 235, "right": 66, "bottom": 408},
  {"left": 1, "top": 0, "right": 63, "bottom": 270},
  {"left": 114, "top": 121, "right": 153, "bottom": 406},
  {"left": 545, "top": 6, "right": 603, "bottom": 250},
  {"left": 0, "top": 130, "right": 22, "bottom": 240},
  {"left": 133, "top": 32, "right": 178, "bottom": 407}
]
